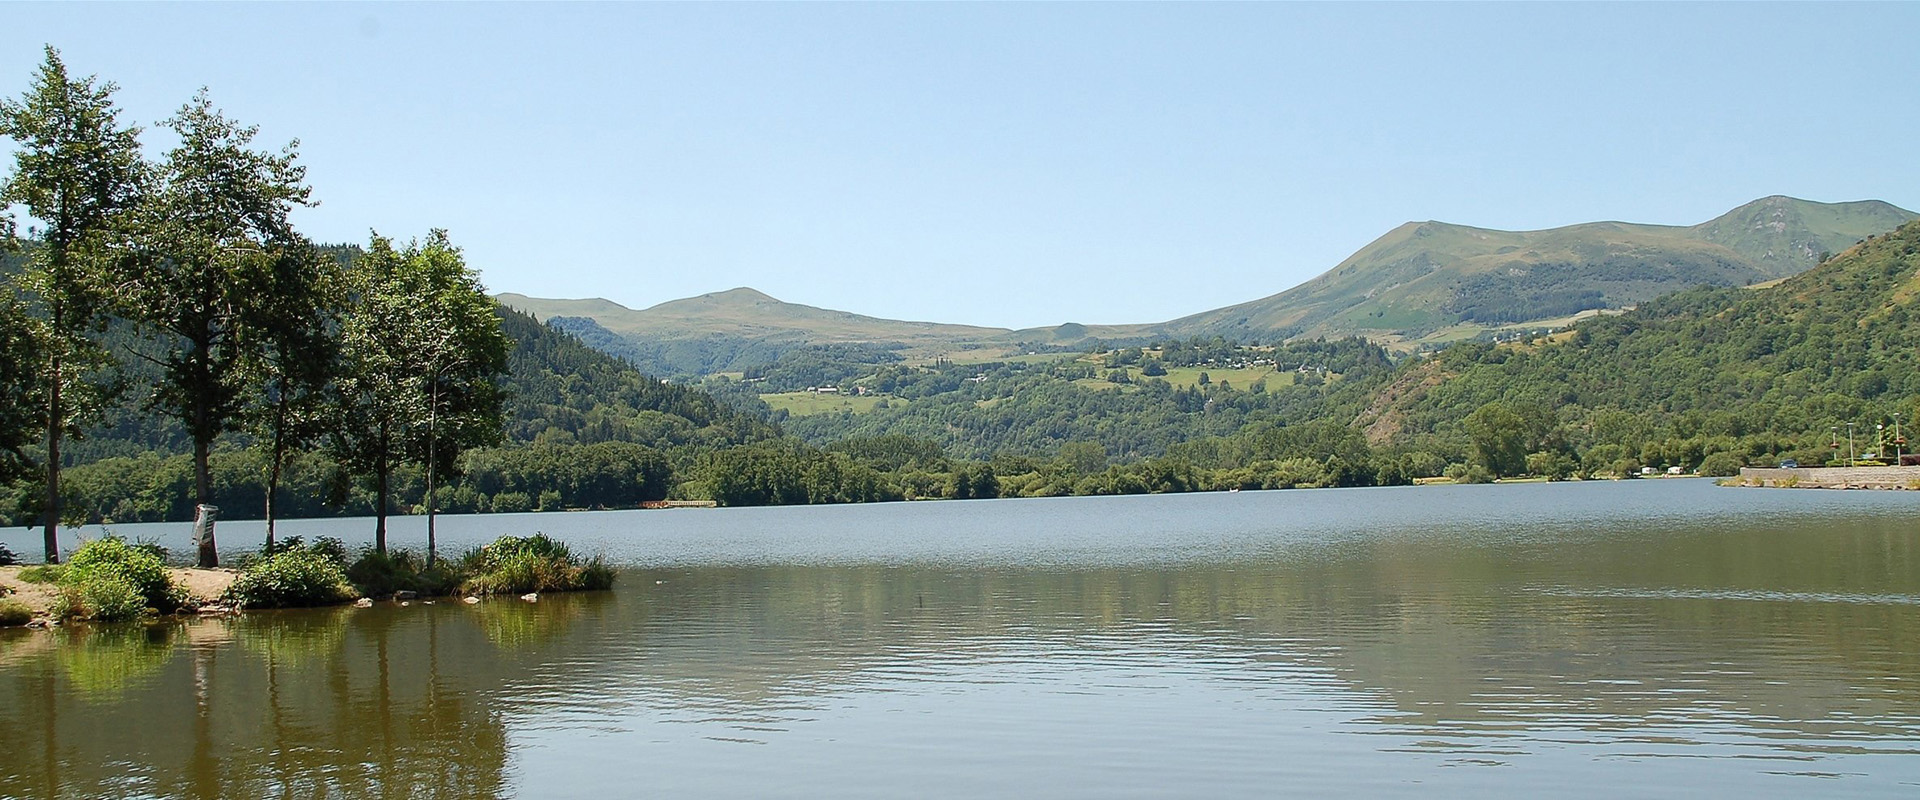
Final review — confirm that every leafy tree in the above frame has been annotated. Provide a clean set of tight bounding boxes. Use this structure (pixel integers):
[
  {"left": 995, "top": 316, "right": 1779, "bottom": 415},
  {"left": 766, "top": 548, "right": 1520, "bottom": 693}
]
[
  {"left": 1057, "top": 441, "right": 1109, "bottom": 475},
  {"left": 245, "top": 248, "right": 344, "bottom": 550},
  {"left": 0, "top": 47, "right": 146, "bottom": 562},
  {"left": 113, "top": 90, "right": 313, "bottom": 567},
  {"left": 334, "top": 231, "right": 508, "bottom": 560},
  {"left": 1463, "top": 402, "right": 1530, "bottom": 477}
]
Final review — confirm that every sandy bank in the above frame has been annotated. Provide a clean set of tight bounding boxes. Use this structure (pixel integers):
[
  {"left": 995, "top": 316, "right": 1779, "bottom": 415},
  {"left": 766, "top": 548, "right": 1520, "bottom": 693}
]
[{"left": 0, "top": 565, "right": 239, "bottom": 620}]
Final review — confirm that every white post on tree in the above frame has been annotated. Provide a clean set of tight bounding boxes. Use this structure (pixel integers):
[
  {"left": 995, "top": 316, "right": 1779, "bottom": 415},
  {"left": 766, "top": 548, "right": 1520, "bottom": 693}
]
[{"left": 192, "top": 504, "right": 219, "bottom": 567}]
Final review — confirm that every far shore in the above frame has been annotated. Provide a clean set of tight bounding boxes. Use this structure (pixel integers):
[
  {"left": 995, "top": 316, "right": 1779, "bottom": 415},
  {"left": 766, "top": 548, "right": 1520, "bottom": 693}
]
[{"left": 1733, "top": 465, "right": 1920, "bottom": 490}]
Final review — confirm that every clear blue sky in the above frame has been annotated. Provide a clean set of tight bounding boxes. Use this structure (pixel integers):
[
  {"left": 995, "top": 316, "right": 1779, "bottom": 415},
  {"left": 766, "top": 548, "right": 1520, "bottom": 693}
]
[{"left": 7, "top": 3, "right": 1918, "bottom": 329}]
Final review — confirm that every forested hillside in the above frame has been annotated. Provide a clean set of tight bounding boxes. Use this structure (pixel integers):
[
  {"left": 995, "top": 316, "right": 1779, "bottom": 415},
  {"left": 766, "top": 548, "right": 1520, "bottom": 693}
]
[
  {"left": 780, "top": 338, "right": 1393, "bottom": 460},
  {"left": 1373, "top": 220, "right": 1920, "bottom": 474},
  {"left": 498, "top": 306, "right": 777, "bottom": 447}
]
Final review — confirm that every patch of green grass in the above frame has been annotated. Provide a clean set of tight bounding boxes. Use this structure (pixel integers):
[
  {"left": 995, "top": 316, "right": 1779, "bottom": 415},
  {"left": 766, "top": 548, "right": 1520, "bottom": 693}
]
[
  {"left": 1155, "top": 365, "right": 1290, "bottom": 390},
  {"left": 346, "top": 549, "right": 464, "bottom": 597},
  {"left": 942, "top": 350, "right": 1066, "bottom": 366},
  {"left": 17, "top": 565, "right": 65, "bottom": 584},
  {"left": 1089, "top": 365, "right": 1298, "bottom": 391},
  {"left": 761, "top": 391, "right": 897, "bottom": 417},
  {"left": 459, "top": 533, "right": 615, "bottom": 595},
  {"left": 0, "top": 599, "right": 32, "bottom": 626}
]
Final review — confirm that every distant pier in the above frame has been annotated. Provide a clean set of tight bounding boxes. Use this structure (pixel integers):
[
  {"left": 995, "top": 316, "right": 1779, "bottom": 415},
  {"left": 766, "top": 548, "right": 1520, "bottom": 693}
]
[{"left": 1734, "top": 466, "right": 1920, "bottom": 490}]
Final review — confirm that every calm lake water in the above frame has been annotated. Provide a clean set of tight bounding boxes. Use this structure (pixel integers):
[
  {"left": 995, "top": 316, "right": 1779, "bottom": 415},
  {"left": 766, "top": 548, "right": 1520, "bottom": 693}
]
[{"left": 4, "top": 479, "right": 1920, "bottom": 798}]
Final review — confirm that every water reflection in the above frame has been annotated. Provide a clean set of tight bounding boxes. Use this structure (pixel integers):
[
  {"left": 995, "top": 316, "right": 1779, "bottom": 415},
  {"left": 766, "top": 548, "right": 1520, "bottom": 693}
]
[
  {"left": 1, "top": 483, "right": 1918, "bottom": 797},
  {"left": 0, "top": 610, "right": 513, "bottom": 799},
  {"left": 58, "top": 623, "right": 179, "bottom": 697}
]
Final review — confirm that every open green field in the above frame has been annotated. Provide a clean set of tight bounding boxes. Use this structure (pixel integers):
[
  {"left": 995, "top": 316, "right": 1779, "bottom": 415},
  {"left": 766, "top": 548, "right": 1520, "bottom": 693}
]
[
  {"left": 1077, "top": 364, "right": 1298, "bottom": 391},
  {"left": 941, "top": 351, "right": 1077, "bottom": 367},
  {"left": 1156, "top": 365, "right": 1289, "bottom": 390},
  {"left": 761, "top": 391, "right": 899, "bottom": 417}
]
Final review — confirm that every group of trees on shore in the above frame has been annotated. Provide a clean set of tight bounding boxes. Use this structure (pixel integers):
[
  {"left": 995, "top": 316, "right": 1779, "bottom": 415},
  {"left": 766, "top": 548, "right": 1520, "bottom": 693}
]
[{"left": 1, "top": 48, "right": 505, "bottom": 565}]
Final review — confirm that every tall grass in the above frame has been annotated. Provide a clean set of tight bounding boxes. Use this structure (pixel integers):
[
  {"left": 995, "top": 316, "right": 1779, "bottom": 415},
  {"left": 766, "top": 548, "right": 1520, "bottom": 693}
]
[{"left": 459, "top": 533, "right": 616, "bottom": 595}]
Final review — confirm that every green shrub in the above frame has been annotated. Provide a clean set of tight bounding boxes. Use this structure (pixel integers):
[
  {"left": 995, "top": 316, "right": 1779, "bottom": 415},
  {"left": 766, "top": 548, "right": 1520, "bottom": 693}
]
[
  {"left": 490, "top": 491, "right": 533, "bottom": 514},
  {"left": 54, "top": 572, "right": 149, "bottom": 622},
  {"left": 460, "top": 533, "right": 615, "bottom": 595},
  {"left": 480, "top": 533, "right": 571, "bottom": 564},
  {"left": 346, "top": 549, "right": 464, "bottom": 597},
  {"left": 0, "top": 598, "right": 31, "bottom": 626},
  {"left": 58, "top": 538, "right": 185, "bottom": 619},
  {"left": 260, "top": 536, "right": 349, "bottom": 567},
  {"left": 577, "top": 557, "right": 616, "bottom": 591},
  {"left": 1443, "top": 463, "right": 1495, "bottom": 485},
  {"left": 1697, "top": 452, "right": 1744, "bottom": 477},
  {"left": 228, "top": 550, "right": 358, "bottom": 609}
]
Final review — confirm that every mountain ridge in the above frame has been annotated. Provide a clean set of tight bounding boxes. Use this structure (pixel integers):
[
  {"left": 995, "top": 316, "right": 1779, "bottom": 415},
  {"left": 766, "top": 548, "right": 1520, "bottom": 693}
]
[{"left": 498, "top": 195, "right": 1917, "bottom": 371}]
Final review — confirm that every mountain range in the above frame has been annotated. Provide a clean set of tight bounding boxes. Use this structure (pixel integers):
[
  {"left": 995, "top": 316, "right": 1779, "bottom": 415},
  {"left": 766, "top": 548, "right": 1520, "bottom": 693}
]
[{"left": 498, "top": 196, "right": 1916, "bottom": 375}]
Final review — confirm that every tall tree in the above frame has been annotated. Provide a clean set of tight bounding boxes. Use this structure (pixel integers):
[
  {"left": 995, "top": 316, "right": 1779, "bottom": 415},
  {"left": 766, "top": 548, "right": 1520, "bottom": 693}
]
[
  {"left": 115, "top": 90, "right": 314, "bottom": 567},
  {"left": 0, "top": 47, "right": 146, "bottom": 563},
  {"left": 335, "top": 231, "right": 508, "bottom": 558},
  {"left": 243, "top": 246, "right": 343, "bottom": 551},
  {"left": 1463, "top": 401, "right": 1533, "bottom": 477}
]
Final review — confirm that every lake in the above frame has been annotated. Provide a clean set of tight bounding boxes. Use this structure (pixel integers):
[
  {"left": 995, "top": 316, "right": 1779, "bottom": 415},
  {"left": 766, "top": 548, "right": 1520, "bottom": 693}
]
[{"left": 4, "top": 479, "right": 1920, "bottom": 798}]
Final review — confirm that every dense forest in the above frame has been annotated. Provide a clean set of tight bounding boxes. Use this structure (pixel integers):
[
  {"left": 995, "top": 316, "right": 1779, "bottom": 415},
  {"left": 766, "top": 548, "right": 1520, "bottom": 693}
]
[{"left": 1390, "top": 220, "right": 1920, "bottom": 474}]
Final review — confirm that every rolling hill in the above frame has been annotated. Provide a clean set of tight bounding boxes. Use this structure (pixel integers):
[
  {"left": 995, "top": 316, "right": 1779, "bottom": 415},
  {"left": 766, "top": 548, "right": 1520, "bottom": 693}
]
[
  {"left": 498, "top": 287, "right": 1005, "bottom": 344},
  {"left": 501, "top": 196, "right": 1916, "bottom": 374},
  {"left": 1363, "top": 217, "right": 1920, "bottom": 467},
  {"left": 1157, "top": 196, "right": 1916, "bottom": 345}
]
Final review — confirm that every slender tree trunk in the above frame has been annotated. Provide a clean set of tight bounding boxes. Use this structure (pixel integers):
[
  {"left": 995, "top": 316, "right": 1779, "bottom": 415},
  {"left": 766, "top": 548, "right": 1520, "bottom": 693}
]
[
  {"left": 425, "top": 384, "right": 437, "bottom": 567},
  {"left": 40, "top": 355, "right": 61, "bottom": 564},
  {"left": 265, "top": 443, "right": 282, "bottom": 552},
  {"left": 265, "top": 384, "right": 287, "bottom": 552},
  {"left": 374, "top": 422, "right": 389, "bottom": 554}
]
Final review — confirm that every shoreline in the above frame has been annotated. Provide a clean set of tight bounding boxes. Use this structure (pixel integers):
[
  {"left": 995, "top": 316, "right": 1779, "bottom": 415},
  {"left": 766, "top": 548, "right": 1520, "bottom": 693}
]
[
  {"left": 0, "top": 565, "right": 239, "bottom": 624},
  {"left": 1731, "top": 465, "right": 1920, "bottom": 490}
]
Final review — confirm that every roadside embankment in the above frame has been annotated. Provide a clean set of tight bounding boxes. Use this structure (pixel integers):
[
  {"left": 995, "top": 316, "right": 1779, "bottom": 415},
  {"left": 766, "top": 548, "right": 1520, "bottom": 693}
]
[{"left": 1733, "top": 466, "right": 1920, "bottom": 490}]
